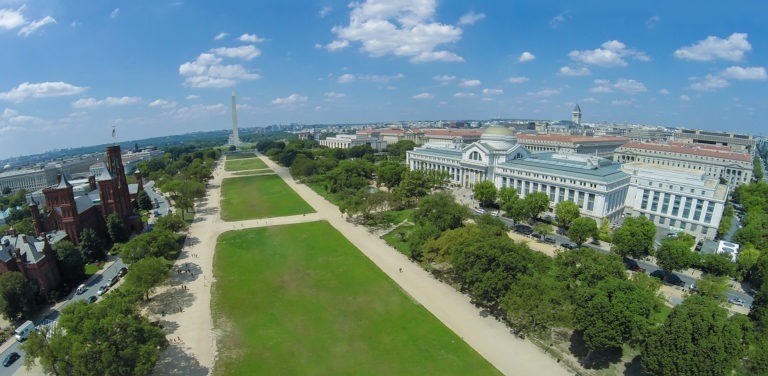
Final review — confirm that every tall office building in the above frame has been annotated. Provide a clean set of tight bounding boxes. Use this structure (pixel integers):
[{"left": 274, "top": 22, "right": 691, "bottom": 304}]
[{"left": 230, "top": 92, "right": 241, "bottom": 146}]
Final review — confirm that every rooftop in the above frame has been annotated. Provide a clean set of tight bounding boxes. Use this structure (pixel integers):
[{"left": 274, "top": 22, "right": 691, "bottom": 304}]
[
  {"left": 516, "top": 133, "right": 630, "bottom": 144},
  {"left": 618, "top": 142, "right": 752, "bottom": 162}
]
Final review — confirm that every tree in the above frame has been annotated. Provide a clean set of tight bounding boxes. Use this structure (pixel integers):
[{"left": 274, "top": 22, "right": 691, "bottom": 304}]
[
  {"left": 154, "top": 214, "right": 186, "bottom": 232},
  {"left": 642, "top": 296, "right": 745, "bottom": 375},
  {"left": 694, "top": 275, "right": 729, "bottom": 298},
  {"left": 523, "top": 192, "right": 549, "bottom": 221},
  {"left": 385, "top": 140, "right": 417, "bottom": 160},
  {"left": 506, "top": 199, "right": 529, "bottom": 223},
  {"left": 473, "top": 181, "right": 498, "bottom": 207},
  {"left": 574, "top": 278, "right": 661, "bottom": 352},
  {"left": 138, "top": 189, "right": 153, "bottom": 211},
  {"left": 598, "top": 218, "right": 612, "bottom": 242},
  {"left": 0, "top": 272, "right": 37, "bottom": 320},
  {"left": 656, "top": 237, "right": 695, "bottom": 275},
  {"left": 555, "top": 200, "right": 581, "bottom": 228},
  {"left": 412, "top": 192, "right": 468, "bottom": 232},
  {"left": 54, "top": 241, "right": 86, "bottom": 287},
  {"left": 533, "top": 223, "right": 553, "bottom": 237},
  {"left": 22, "top": 295, "right": 168, "bottom": 376},
  {"left": 568, "top": 217, "right": 598, "bottom": 246},
  {"left": 755, "top": 155, "right": 764, "bottom": 180},
  {"left": 1, "top": 186, "right": 10, "bottom": 195},
  {"left": 555, "top": 247, "right": 627, "bottom": 288},
  {"left": 700, "top": 253, "right": 737, "bottom": 277},
  {"left": 106, "top": 212, "right": 130, "bottom": 244},
  {"left": 611, "top": 216, "right": 656, "bottom": 258},
  {"left": 124, "top": 257, "right": 168, "bottom": 300},
  {"left": 497, "top": 187, "right": 519, "bottom": 210},
  {"left": 737, "top": 243, "right": 761, "bottom": 278},
  {"left": 376, "top": 160, "right": 407, "bottom": 189},
  {"left": 79, "top": 228, "right": 105, "bottom": 262}
]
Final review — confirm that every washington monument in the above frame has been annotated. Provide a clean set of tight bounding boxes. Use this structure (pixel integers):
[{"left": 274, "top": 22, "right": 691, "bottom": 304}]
[{"left": 230, "top": 92, "right": 241, "bottom": 146}]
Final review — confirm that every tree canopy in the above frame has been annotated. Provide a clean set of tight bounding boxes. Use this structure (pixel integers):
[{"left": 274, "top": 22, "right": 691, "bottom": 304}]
[
  {"left": 611, "top": 216, "right": 656, "bottom": 258},
  {"left": 473, "top": 181, "right": 498, "bottom": 207},
  {"left": 124, "top": 257, "right": 169, "bottom": 300},
  {"left": 555, "top": 200, "right": 580, "bottom": 228},
  {"left": 568, "top": 217, "right": 598, "bottom": 246},
  {"left": 0, "top": 271, "right": 37, "bottom": 320},
  {"left": 412, "top": 192, "right": 468, "bottom": 232},
  {"left": 54, "top": 240, "right": 86, "bottom": 287}
]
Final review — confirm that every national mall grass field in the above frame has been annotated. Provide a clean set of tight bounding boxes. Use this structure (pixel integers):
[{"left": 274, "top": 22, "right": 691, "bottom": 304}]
[
  {"left": 212, "top": 221, "right": 499, "bottom": 375},
  {"left": 220, "top": 175, "right": 314, "bottom": 220},
  {"left": 224, "top": 157, "right": 268, "bottom": 171}
]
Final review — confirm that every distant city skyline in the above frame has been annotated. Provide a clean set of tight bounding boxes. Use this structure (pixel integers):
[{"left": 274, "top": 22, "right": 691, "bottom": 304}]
[{"left": 1, "top": 0, "right": 766, "bottom": 159}]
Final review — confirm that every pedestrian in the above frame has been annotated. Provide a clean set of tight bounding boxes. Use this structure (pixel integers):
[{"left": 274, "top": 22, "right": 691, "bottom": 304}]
[{"left": 399, "top": 268, "right": 403, "bottom": 273}]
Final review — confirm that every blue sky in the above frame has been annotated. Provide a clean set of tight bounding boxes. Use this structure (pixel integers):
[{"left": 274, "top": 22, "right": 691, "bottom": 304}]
[{"left": 1, "top": 0, "right": 767, "bottom": 159}]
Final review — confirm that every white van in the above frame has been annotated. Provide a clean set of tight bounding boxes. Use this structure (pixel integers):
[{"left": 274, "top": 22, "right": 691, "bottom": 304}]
[
  {"left": 76, "top": 284, "right": 86, "bottom": 295},
  {"left": 14, "top": 320, "right": 35, "bottom": 341}
]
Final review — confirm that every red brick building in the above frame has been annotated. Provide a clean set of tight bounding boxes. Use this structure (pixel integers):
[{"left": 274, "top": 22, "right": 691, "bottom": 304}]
[{"left": 0, "top": 229, "right": 62, "bottom": 292}]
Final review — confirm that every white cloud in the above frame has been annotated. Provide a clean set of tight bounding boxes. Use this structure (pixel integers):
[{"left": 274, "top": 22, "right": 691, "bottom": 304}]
[
  {"left": 482, "top": 88, "right": 503, "bottom": 95},
  {"left": 690, "top": 74, "right": 730, "bottom": 91},
  {"left": 186, "top": 94, "right": 199, "bottom": 100},
  {"left": 611, "top": 99, "right": 634, "bottom": 106},
  {"left": 720, "top": 66, "right": 766, "bottom": 80},
  {"left": 0, "top": 81, "right": 86, "bottom": 102},
  {"left": 214, "top": 32, "right": 228, "bottom": 41},
  {"left": 549, "top": 12, "right": 568, "bottom": 29},
  {"left": 18, "top": 15, "right": 55, "bottom": 36},
  {"left": 179, "top": 52, "right": 260, "bottom": 88},
  {"left": 412, "top": 92, "right": 434, "bottom": 99},
  {"left": 110, "top": 8, "right": 120, "bottom": 19},
  {"left": 70, "top": 21, "right": 80, "bottom": 27},
  {"left": 528, "top": 88, "right": 561, "bottom": 97},
  {"left": 0, "top": 7, "right": 25, "bottom": 30},
  {"left": 319, "top": 6, "right": 332, "bottom": 18},
  {"left": 659, "top": 88, "right": 670, "bottom": 95},
  {"left": 210, "top": 45, "right": 261, "bottom": 60},
  {"left": 558, "top": 66, "right": 591, "bottom": 76},
  {"left": 337, "top": 73, "right": 356, "bottom": 84},
  {"left": 271, "top": 93, "right": 307, "bottom": 105},
  {"left": 589, "top": 78, "right": 647, "bottom": 94},
  {"left": 148, "top": 99, "right": 177, "bottom": 108},
  {"left": 72, "top": 96, "right": 141, "bottom": 108},
  {"left": 323, "top": 0, "right": 464, "bottom": 63},
  {"left": 459, "top": 79, "right": 480, "bottom": 87},
  {"left": 680, "top": 95, "right": 691, "bottom": 101},
  {"left": 171, "top": 104, "right": 226, "bottom": 119},
  {"left": 238, "top": 33, "right": 266, "bottom": 43},
  {"left": 568, "top": 40, "right": 649, "bottom": 67},
  {"left": 336, "top": 73, "right": 404, "bottom": 84},
  {"left": 507, "top": 76, "right": 529, "bottom": 84},
  {"left": 433, "top": 75, "right": 456, "bottom": 84},
  {"left": 324, "top": 92, "right": 346, "bottom": 99},
  {"left": 458, "top": 11, "right": 485, "bottom": 25},
  {"left": 674, "top": 33, "right": 751, "bottom": 62},
  {"left": 318, "top": 39, "right": 349, "bottom": 51},
  {"left": 645, "top": 16, "right": 660, "bottom": 29},
  {"left": 518, "top": 51, "right": 535, "bottom": 63},
  {"left": 453, "top": 92, "right": 475, "bottom": 98},
  {"left": 580, "top": 97, "right": 599, "bottom": 104}
]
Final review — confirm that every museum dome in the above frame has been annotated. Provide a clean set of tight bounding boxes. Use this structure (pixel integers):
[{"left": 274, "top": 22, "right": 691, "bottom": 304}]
[{"left": 480, "top": 126, "right": 517, "bottom": 149}]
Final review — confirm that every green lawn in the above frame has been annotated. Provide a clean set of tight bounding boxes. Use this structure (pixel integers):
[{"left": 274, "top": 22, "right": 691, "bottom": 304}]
[
  {"left": 225, "top": 153, "right": 257, "bottom": 160},
  {"left": 381, "top": 223, "right": 415, "bottom": 256},
  {"left": 220, "top": 175, "right": 315, "bottom": 220},
  {"left": 213, "top": 221, "right": 499, "bottom": 376},
  {"left": 224, "top": 158, "right": 268, "bottom": 171}
]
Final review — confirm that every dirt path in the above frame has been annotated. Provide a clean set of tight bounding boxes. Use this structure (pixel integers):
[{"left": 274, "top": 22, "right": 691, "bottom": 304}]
[{"left": 156, "top": 154, "right": 570, "bottom": 376}]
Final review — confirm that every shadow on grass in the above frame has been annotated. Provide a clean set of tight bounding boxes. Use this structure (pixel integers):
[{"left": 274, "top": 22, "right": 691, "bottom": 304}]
[
  {"left": 568, "top": 331, "right": 623, "bottom": 370},
  {"left": 624, "top": 354, "right": 646, "bottom": 375}
]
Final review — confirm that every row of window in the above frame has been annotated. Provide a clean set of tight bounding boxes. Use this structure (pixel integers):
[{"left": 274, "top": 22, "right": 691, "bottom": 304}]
[{"left": 641, "top": 190, "right": 718, "bottom": 223}]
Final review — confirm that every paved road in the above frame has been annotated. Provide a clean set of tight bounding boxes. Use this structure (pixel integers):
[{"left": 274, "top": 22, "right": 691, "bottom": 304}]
[{"left": 0, "top": 258, "right": 127, "bottom": 375}]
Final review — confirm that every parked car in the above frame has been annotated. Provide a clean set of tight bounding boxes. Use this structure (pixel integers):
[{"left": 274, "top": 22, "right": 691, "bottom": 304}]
[
  {"left": 728, "top": 297, "right": 745, "bottom": 306},
  {"left": 650, "top": 270, "right": 665, "bottom": 280},
  {"left": 531, "top": 233, "right": 543, "bottom": 240},
  {"left": 109, "top": 275, "right": 120, "bottom": 287},
  {"left": 543, "top": 235, "right": 557, "bottom": 244},
  {"left": 514, "top": 224, "right": 533, "bottom": 235},
  {"left": 86, "top": 295, "right": 98, "bottom": 304},
  {"left": 76, "top": 284, "right": 87, "bottom": 295},
  {"left": 97, "top": 284, "right": 109, "bottom": 296},
  {"left": 631, "top": 265, "right": 647, "bottom": 273},
  {"left": 561, "top": 242, "right": 578, "bottom": 250},
  {"left": 117, "top": 267, "right": 128, "bottom": 277},
  {"left": 3, "top": 352, "right": 20, "bottom": 367}
]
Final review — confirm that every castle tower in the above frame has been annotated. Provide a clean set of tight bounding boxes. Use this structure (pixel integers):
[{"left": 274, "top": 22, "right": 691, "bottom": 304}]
[
  {"left": 44, "top": 174, "right": 82, "bottom": 245},
  {"left": 230, "top": 92, "right": 241, "bottom": 146},
  {"left": 29, "top": 198, "right": 43, "bottom": 236},
  {"left": 99, "top": 145, "right": 133, "bottom": 221},
  {"left": 572, "top": 104, "right": 582, "bottom": 125}
]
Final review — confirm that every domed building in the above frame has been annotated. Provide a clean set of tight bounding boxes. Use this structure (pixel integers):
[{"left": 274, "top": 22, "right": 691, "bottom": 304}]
[{"left": 406, "top": 126, "right": 631, "bottom": 224}]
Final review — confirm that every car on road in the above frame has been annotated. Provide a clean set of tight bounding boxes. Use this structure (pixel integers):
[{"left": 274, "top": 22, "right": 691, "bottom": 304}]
[
  {"left": 650, "top": 270, "right": 665, "bottom": 280},
  {"left": 86, "top": 296, "right": 98, "bottom": 304},
  {"left": 561, "top": 242, "right": 578, "bottom": 250},
  {"left": 631, "top": 265, "right": 647, "bottom": 273},
  {"left": 473, "top": 208, "right": 485, "bottom": 215},
  {"left": 97, "top": 284, "right": 109, "bottom": 296},
  {"left": 729, "top": 297, "right": 745, "bottom": 306},
  {"left": 117, "top": 267, "right": 128, "bottom": 277},
  {"left": 76, "top": 284, "right": 86, "bottom": 294},
  {"left": 109, "top": 275, "right": 120, "bottom": 287},
  {"left": 531, "top": 233, "right": 543, "bottom": 240},
  {"left": 543, "top": 235, "right": 557, "bottom": 244},
  {"left": 3, "top": 352, "right": 20, "bottom": 367}
]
